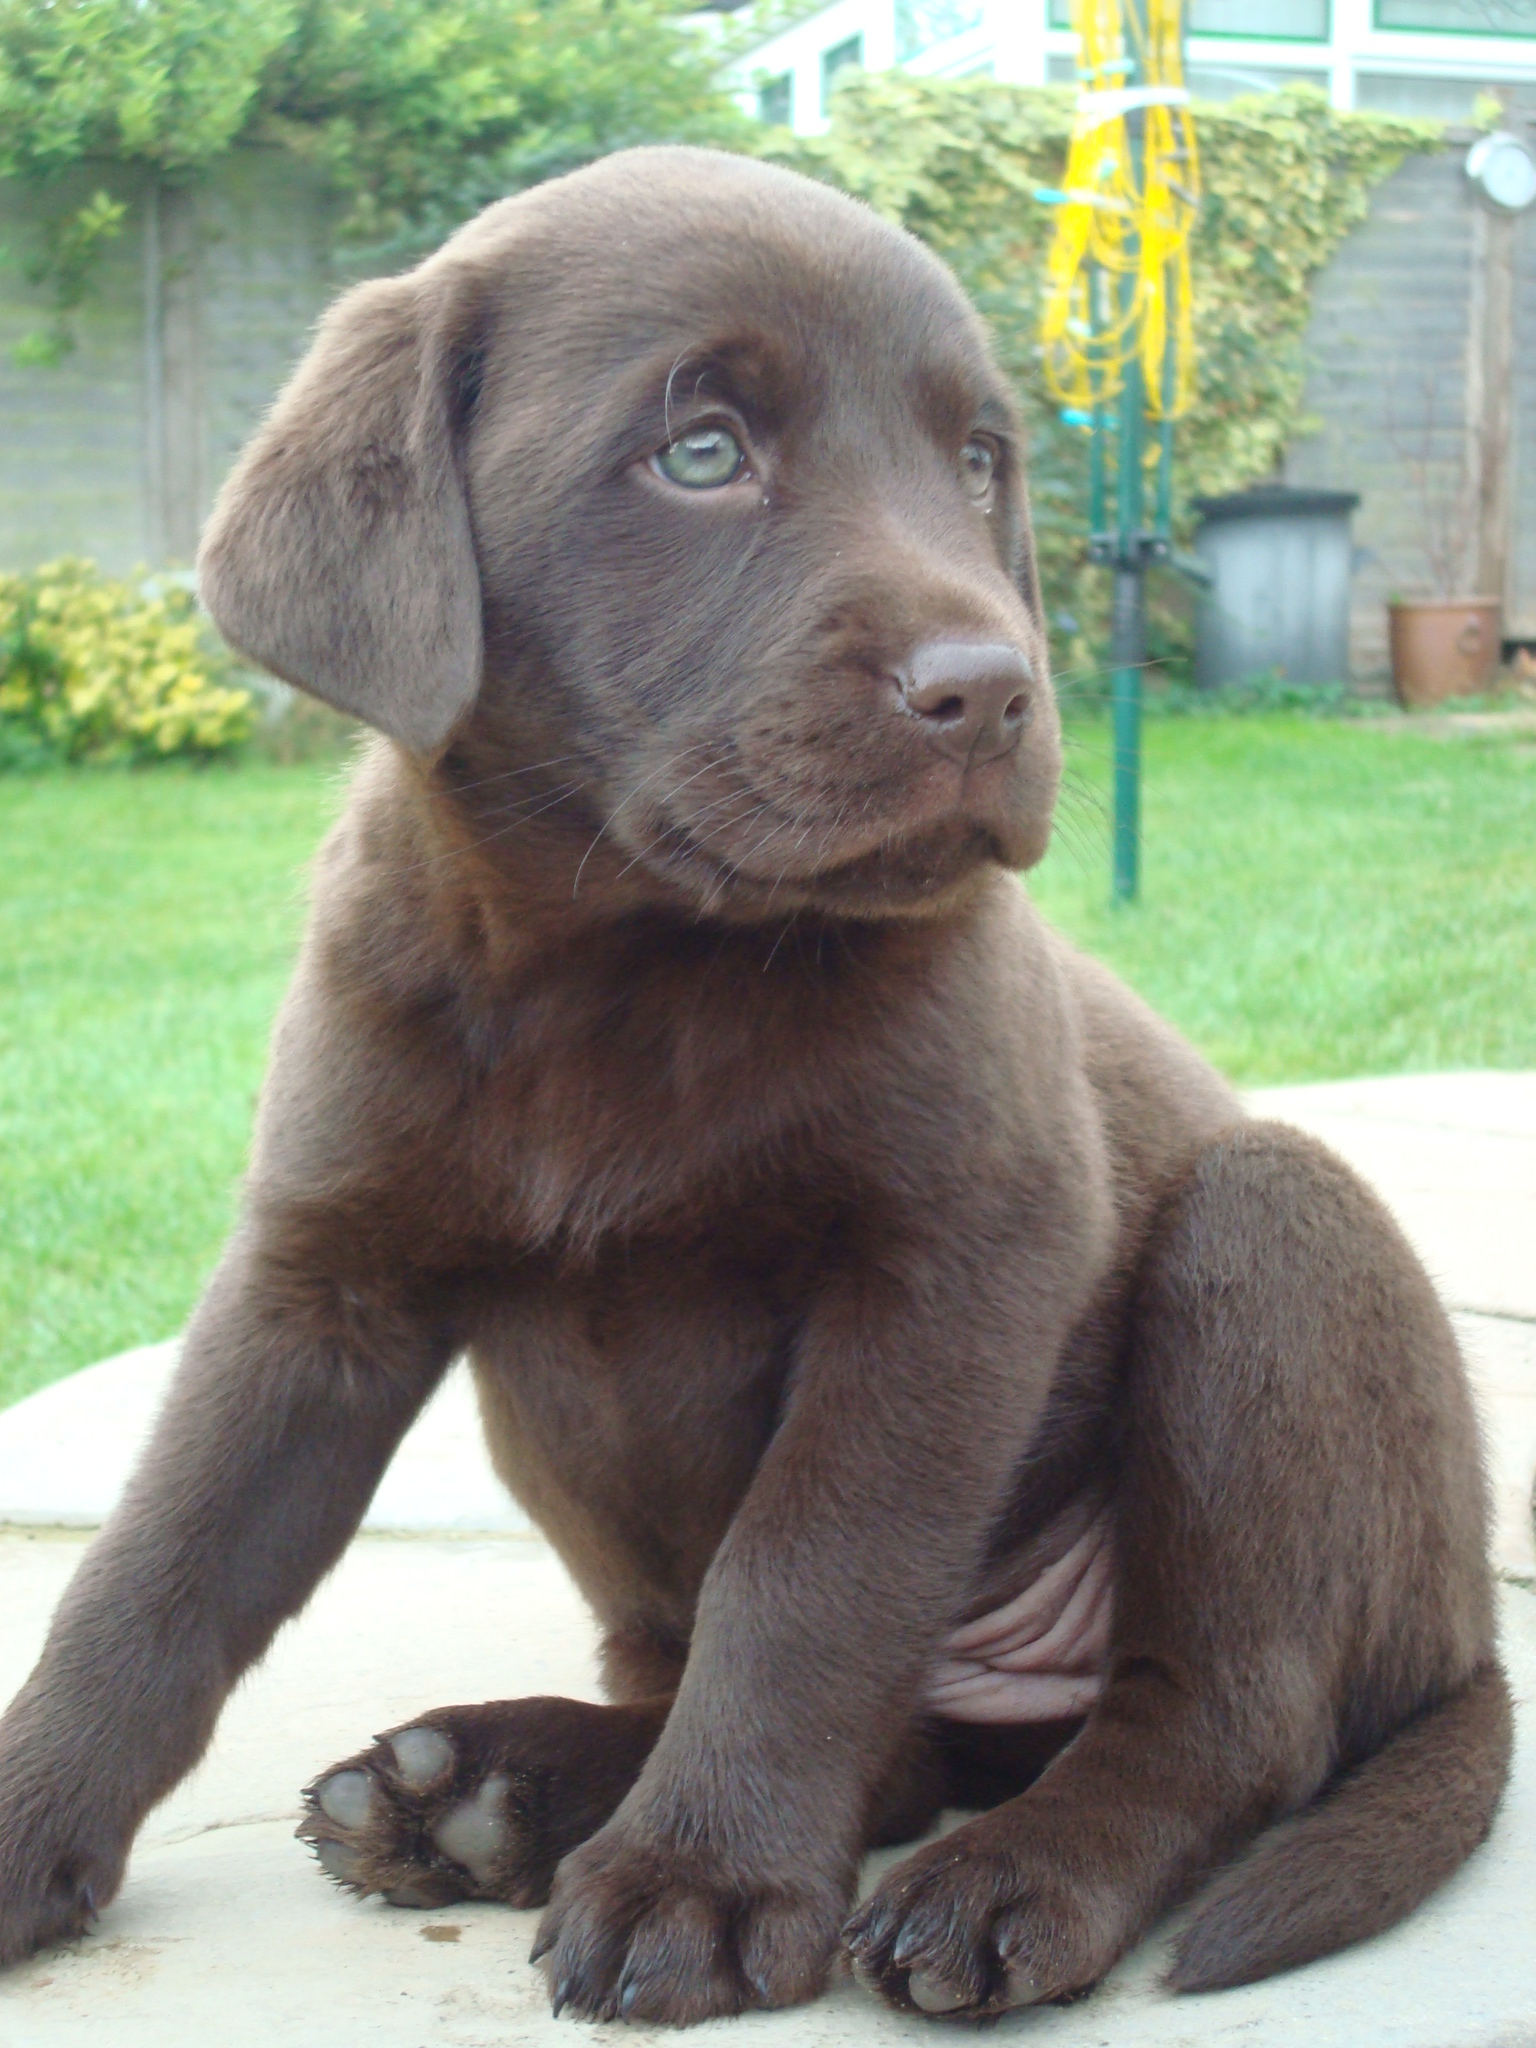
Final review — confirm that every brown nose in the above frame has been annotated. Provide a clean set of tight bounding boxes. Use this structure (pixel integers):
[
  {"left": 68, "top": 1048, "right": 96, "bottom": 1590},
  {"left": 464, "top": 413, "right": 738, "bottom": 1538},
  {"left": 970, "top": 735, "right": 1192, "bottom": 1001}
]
[{"left": 896, "top": 641, "right": 1032, "bottom": 767}]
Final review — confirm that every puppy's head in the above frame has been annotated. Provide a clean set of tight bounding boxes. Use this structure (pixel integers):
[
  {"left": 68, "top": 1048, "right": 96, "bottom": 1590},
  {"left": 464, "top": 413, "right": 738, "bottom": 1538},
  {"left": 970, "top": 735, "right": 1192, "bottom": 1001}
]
[{"left": 200, "top": 148, "right": 1060, "bottom": 920}]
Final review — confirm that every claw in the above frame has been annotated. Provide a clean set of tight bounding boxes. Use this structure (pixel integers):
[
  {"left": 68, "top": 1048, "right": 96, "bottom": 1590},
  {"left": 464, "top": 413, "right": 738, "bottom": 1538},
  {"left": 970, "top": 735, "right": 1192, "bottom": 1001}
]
[
  {"left": 991, "top": 1951, "right": 1039, "bottom": 2008},
  {"left": 849, "top": 1900, "right": 896, "bottom": 1955},
  {"left": 842, "top": 1909, "right": 872, "bottom": 1947},
  {"left": 528, "top": 1930, "right": 552, "bottom": 1964},
  {"left": 891, "top": 1926, "right": 923, "bottom": 1968},
  {"left": 551, "top": 1973, "right": 571, "bottom": 2019},
  {"left": 847, "top": 1951, "right": 882, "bottom": 1993}
]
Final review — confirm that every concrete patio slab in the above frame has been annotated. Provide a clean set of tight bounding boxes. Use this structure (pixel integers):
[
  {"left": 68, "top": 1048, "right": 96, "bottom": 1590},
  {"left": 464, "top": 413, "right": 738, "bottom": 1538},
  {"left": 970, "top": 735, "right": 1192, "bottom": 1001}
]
[{"left": 0, "top": 1341, "right": 532, "bottom": 1537}]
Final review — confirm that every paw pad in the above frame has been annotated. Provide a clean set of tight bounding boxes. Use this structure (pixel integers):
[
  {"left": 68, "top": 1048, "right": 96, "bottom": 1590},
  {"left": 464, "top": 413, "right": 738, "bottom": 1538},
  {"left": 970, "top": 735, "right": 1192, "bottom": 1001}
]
[
  {"left": 316, "top": 1769, "right": 374, "bottom": 1831},
  {"left": 431, "top": 1774, "right": 510, "bottom": 1886},
  {"left": 315, "top": 1838, "right": 365, "bottom": 1884},
  {"left": 301, "top": 1728, "right": 520, "bottom": 1910},
  {"left": 389, "top": 1725, "right": 455, "bottom": 1791}
]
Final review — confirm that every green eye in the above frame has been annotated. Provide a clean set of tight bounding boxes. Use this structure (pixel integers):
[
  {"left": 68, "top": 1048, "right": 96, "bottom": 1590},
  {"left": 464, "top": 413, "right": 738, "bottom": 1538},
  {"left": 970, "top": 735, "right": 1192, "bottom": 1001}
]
[
  {"left": 960, "top": 437, "right": 996, "bottom": 501},
  {"left": 652, "top": 426, "right": 747, "bottom": 490}
]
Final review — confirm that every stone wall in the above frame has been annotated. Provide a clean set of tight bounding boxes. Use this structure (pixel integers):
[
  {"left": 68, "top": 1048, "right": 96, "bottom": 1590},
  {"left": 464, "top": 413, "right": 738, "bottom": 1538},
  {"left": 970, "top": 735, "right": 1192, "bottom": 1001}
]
[{"left": 2, "top": 140, "right": 1532, "bottom": 670}]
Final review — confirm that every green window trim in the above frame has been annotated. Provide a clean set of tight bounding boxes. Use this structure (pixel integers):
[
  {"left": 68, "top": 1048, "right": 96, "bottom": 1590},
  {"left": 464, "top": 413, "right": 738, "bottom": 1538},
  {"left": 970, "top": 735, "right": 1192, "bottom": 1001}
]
[{"left": 1373, "top": 0, "right": 1536, "bottom": 36}]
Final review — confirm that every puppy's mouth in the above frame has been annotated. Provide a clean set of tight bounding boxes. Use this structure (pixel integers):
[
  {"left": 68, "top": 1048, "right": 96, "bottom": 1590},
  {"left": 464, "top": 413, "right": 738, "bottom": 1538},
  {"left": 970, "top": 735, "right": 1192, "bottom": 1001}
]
[{"left": 620, "top": 746, "right": 1047, "bottom": 916}]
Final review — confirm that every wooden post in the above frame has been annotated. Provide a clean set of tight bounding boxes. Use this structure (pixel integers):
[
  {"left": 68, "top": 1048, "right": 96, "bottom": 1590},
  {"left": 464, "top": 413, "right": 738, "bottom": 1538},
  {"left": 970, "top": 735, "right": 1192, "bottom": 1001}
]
[
  {"left": 142, "top": 180, "right": 205, "bottom": 565},
  {"left": 1466, "top": 198, "right": 1515, "bottom": 610}
]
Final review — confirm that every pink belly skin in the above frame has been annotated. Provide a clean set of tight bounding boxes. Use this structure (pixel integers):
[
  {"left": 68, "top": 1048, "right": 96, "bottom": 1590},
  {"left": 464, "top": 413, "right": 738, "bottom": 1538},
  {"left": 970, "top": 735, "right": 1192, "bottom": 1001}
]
[{"left": 925, "top": 1517, "right": 1113, "bottom": 1724}]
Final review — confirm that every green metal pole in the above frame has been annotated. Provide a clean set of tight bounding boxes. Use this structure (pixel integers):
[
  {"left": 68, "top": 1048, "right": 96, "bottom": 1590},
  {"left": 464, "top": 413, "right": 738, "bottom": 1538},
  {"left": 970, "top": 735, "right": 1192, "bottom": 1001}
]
[
  {"left": 1110, "top": 0, "right": 1148, "bottom": 906},
  {"left": 1110, "top": 348, "right": 1144, "bottom": 905}
]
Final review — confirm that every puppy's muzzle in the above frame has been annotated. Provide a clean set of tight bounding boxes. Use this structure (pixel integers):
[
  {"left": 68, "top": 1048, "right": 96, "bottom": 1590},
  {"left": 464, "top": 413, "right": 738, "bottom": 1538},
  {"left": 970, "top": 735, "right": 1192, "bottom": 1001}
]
[{"left": 896, "top": 641, "right": 1033, "bottom": 770}]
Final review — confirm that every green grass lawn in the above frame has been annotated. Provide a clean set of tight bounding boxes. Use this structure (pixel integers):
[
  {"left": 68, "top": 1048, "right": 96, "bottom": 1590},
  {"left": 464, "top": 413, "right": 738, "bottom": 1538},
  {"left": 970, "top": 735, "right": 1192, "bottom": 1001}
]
[
  {"left": 2, "top": 715, "right": 1532, "bottom": 1409},
  {"left": 1030, "top": 713, "right": 1536, "bottom": 1082},
  {"left": 1, "top": 760, "right": 350, "bottom": 1408}
]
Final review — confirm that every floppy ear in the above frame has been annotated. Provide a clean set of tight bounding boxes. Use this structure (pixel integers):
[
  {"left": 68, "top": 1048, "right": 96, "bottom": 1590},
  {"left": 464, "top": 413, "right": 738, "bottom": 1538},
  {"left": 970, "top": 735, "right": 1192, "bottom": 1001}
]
[{"left": 198, "top": 267, "right": 483, "bottom": 751}]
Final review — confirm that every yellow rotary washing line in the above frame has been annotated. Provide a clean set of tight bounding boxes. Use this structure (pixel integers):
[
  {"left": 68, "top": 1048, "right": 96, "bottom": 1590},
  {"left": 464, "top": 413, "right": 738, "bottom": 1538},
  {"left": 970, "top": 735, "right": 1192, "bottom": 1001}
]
[{"left": 1039, "top": 0, "right": 1200, "bottom": 420}]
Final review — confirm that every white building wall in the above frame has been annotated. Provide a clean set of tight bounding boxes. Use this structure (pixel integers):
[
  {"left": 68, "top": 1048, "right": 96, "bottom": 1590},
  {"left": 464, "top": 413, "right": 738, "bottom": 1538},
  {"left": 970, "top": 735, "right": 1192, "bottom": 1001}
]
[{"left": 721, "top": 1, "right": 1536, "bottom": 133}]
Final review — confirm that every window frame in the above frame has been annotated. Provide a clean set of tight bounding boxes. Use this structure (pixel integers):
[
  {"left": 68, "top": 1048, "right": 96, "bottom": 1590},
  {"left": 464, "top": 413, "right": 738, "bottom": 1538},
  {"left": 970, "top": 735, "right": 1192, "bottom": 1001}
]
[
  {"left": 820, "top": 32, "right": 865, "bottom": 114},
  {"left": 1372, "top": 0, "right": 1536, "bottom": 37}
]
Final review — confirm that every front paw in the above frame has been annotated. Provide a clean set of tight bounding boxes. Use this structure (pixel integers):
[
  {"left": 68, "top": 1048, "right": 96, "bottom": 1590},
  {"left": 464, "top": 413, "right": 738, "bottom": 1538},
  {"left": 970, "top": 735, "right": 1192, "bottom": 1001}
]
[
  {"left": 533, "top": 1823, "right": 846, "bottom": 2025},
  {"left": 0, "top": 1806, "right": 126, "bottom": 1967},
  {"left": 843, "top": 1814, "right": 1121, "bottom": 2019}
]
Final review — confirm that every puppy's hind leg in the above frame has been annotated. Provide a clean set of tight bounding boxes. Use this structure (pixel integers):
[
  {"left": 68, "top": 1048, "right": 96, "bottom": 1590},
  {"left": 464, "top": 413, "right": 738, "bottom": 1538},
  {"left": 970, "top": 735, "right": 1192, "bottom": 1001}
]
[
  {"left": 0, "top": 1233, "right": 455, "bottom": 1965},
  {"left": 846, "top": 1122, "right": 1510, "bottom": 2018},
  {"left": 301, "top": 1697, "right": 673, "bottom": 1911},
  {"left": 300, "top": 1683, "right": 961, "bottom": 1914}
]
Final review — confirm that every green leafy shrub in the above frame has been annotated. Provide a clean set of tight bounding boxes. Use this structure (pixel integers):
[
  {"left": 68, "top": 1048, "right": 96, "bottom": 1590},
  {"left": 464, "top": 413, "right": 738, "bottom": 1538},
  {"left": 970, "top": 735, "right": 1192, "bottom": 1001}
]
[
  {"left": 0, "top": 0, "right": 749, "bottom": 350},
  {"left": 0, "top": 558, "right": 254, "bottom": 765}
]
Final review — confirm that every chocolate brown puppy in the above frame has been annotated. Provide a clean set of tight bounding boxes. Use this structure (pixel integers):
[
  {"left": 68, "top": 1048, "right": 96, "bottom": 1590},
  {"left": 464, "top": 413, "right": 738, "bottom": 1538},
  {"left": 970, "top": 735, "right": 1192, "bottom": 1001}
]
[{"left": 0, "top": 149, "right": 1510, "bottom": 2024}]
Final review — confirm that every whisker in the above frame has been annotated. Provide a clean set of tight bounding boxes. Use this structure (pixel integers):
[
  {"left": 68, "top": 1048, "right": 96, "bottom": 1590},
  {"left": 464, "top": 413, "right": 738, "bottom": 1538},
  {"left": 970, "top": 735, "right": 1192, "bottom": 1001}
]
[
  {"left": 571, "top": 741, "right": 716, "bottom": 898},
  {"left": 762, "top": 918, "right": 791, "bottom": 971},
  {"left": 738, "top": 814, "right": 794, "bottom": 870},
  {"left": 661, "top": 774, "right": 767, "bottom": 840},
  {"left": 439, "top": 752, "right": 585, "bottom": 799},
  {"left": 662, "top": 351, "right": 689, "bottom": 447},
  {"left": 609, "top": 755, "right": 754, "bottom": 884},
  {"left": 398, "top": 780, "right": 588, "bottom": 875},
  {"left": 694, "top": 807, "right": 774, "bottom": 914}
]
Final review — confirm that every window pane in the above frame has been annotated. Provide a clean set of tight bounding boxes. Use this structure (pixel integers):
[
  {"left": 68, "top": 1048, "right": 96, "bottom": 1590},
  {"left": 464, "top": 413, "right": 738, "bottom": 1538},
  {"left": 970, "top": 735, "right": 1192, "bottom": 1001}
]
[
  {"left": 821, "top": 33, "right": 864, "bottom": 111},
  {"left": 1048, "top": 0, "right": 1072, "bottom": 29},
  {"left": 1355, "top": 69, "right": 1509, "bottom": 115},
  {"left": 896, "top": 0, "right": 985, "bottom": 61},
  {"left": 757, "top": 72, "right": 792, "bottom": 125},
  {"left": 1189, "top": 62, "right": 1329, "bottom": 96},
  {"left": 1191, "top": 0, "right": 1329, "bottom": 35},
  {"left": 1376, "top": 0, "right": 1535, "bottom": 30}
]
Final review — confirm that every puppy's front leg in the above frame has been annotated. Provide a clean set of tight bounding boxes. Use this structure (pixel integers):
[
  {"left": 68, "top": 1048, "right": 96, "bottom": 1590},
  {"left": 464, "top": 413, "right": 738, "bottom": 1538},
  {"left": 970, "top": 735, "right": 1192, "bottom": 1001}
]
[
  {"left": 534, "top": 1238, "right": 1087, "bottom": 2026},
  {"left": 0, "top": 1228, "right": 454, "bottom": 1964}
]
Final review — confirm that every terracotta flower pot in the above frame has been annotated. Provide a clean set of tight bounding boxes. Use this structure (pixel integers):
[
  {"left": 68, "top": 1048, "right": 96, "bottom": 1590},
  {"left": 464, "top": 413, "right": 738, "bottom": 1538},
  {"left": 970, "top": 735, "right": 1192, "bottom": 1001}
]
[{"left": 1388, "top": 597, "right": 1502, "bottom": 708}]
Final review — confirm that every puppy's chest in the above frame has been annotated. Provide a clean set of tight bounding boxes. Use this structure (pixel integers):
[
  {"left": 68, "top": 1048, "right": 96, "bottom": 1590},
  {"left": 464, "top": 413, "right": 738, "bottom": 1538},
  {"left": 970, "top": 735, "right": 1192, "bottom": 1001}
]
[
  {"left": 470, "top": 1233, "right": 814, "bottom": 1617},
  {"left": 451, "top": 976, "right": 851, "bottom": 1252}
]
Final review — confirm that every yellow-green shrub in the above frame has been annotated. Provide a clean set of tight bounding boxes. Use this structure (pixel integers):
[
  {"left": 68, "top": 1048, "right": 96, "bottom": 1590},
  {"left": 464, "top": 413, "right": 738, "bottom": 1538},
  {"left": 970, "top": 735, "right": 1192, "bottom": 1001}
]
[{"left": 0, "top": 558, "right": 254, "bottom": 764}]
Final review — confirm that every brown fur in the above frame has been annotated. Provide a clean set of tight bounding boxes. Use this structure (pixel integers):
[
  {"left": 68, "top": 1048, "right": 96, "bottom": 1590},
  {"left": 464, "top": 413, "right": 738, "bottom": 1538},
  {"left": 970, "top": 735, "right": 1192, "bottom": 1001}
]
[{"left": 0, "top": 149, "right": 1509, "bottom": 2023}]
